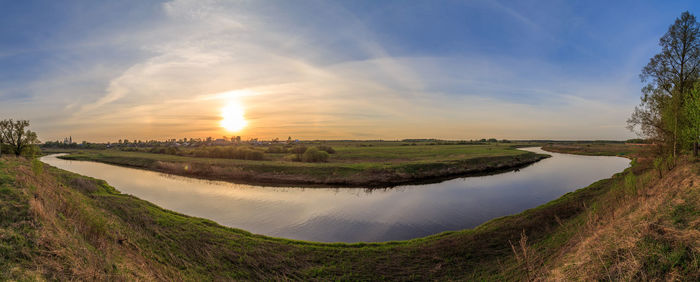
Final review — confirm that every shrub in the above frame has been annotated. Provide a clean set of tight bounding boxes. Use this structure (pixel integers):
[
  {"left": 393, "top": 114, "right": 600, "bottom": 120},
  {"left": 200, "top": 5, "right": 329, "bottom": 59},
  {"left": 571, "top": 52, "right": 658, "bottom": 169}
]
[
  {"left": 653, "top": 157, "right": 664, "bottom": 178},
  {"left": 266, "top": 146, "right": 286, "bottom": 153},
  {"left": 665, "top": 154, "right": 676, "bottom": 170},
  {"left": 210, "top": 147, "right": 225, "bottom": 158},
  {"left": 317, "top": 145, "right": 336, "bottom": 154},
  {"left": 165, "top": 147, "right": 179, "bottom": 155},
  {"left": 190, "top": 146, "right": 264, "bottom": 160},
  {"left": 243, "top": 149, "right": 264, "bottom": 160},
  {"left": 21, "top": 144, "right": 41, "bottom": 158},
  {"left": 302, "top": 147, "right": 329, "bottom": 162},
  {"left": 282, "top": 154, "right": 297, "bottom": 162},
  {"left": 149, "top": 146, "right": 180, "bottom": 155},
  {"left": 291, "top": 145, "right": 308, "bottom": 160}
]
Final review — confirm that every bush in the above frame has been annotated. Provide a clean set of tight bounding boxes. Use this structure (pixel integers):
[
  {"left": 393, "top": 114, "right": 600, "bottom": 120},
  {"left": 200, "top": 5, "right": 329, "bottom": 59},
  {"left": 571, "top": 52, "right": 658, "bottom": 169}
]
[
  {"left": 149, "top": 146, "right": 180, "bottom": 155},
  {"left": 266, "top": 146, "right": 286, "bottom": 153},
  {"left": 21, "top": 145, "right": 41, "bottom": 158},
  {"left": 653, "top": 157, "right": 664, "bottom": 178},
  {"left": 243, "top": 149, "right": 264, "bottom": 160},
  {"left": 190, "top": 146, "right": 265, "bottom": 160},
  {"left": 0, "top": 144, "right": 11, "bottom": 154},
  {"left": 317, "top": 145, "right": 336, "bottom": 154},
  {"left": 291, "top": 145, "right": 308, "bottom": 160},
  {"left": 302, "top": 147, "right": 329, "bottom": 162}
]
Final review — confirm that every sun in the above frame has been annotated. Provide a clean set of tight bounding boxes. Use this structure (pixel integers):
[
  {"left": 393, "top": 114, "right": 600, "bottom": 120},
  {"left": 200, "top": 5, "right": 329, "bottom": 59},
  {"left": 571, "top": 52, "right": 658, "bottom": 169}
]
[{"left": 220, "top": 102, "right": 248, "bottom": 132}]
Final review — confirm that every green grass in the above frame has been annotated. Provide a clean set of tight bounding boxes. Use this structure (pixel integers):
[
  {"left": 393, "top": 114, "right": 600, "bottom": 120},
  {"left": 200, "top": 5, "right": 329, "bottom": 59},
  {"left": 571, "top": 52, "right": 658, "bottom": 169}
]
[
  {"left": 55, "top": 144, "right": 548, "bottom": 187},
  {"left": 0, "top": 159, "right": 37, "bottom": 280},
  {"left": 8, "top": 143, "right": 694, "bottom": 280},
  {"left": 0, "top": 148, "right": 638, "bottom": 280},
  {"left": 542, "top": 142, "right": 645, "bottom": 157}
]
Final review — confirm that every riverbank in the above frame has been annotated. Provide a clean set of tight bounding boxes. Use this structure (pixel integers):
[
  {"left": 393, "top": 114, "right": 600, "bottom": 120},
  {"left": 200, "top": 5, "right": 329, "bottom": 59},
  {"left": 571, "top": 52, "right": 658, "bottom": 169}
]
[
  {"left": 5, "top": 144, "right": 696, "bottom": 280},
  {"left": 542, "top": 142, "right": 646, "bottom": 158},
  {"left": 53, "top": 145, "right": 548, "bottom": 187}
]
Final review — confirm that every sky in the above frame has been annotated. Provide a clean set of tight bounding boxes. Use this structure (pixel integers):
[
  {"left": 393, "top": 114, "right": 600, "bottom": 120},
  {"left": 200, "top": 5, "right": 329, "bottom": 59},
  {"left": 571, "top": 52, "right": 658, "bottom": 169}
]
[{"left": 1, "top": 0, "right": 699, "bottom": 142}]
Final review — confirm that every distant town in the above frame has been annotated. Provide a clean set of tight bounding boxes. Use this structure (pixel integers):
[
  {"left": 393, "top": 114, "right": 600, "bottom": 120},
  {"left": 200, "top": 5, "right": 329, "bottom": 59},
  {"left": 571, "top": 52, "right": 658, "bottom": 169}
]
[{"left": 42, "top": 135, "right": 302, "bottom": 149}]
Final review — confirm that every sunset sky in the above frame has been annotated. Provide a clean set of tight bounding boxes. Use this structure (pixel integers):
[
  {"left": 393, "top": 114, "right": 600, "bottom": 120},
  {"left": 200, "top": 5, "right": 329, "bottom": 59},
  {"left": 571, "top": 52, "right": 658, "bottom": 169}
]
[{"left": 2, "top": 0, "right": 699, "bottom": 142}]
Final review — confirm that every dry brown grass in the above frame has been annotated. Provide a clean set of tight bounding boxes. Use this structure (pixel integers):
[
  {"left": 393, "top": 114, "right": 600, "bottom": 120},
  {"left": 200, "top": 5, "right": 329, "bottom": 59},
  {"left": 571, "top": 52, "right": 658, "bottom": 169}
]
[
  {"left": 545, "top": 157, "right": 700, "bottom": 280},
  {"left": 510, "top": 229, "right": 540, "bottom": 280},
  {"left": 9, "top": 157, "right": 178, "bottom": 280}
]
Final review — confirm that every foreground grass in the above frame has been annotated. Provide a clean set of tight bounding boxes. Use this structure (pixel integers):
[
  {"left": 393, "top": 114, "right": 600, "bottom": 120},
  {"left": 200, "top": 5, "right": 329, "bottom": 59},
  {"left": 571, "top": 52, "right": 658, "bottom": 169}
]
[
  {"left": 3, "top": 144, "right": 697, "bottom": 280},
  {"left": 54, "top": 144, "right": 547, "bottom": 187},
  {"left": 545, "top": 156, "right": 700, "bottom": 279}
]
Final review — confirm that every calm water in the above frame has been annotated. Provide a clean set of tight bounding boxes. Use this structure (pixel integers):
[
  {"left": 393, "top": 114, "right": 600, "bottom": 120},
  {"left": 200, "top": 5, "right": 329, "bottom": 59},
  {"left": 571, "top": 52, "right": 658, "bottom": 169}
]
[{"left": 40, "top": 147, "right": 629, "bottom": 242}]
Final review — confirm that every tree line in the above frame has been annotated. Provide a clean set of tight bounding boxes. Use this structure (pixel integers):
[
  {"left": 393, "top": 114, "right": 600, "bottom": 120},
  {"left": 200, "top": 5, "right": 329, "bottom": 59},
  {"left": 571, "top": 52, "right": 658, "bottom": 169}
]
[{"left": 628, "top": 11, "right": 700, "bottom": 158}]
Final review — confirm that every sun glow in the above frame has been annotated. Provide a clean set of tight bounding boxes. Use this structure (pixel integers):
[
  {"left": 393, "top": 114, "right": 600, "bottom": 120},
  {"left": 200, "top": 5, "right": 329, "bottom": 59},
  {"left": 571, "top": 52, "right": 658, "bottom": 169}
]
[{"left": 220, "top": 102, "right": 248, "bottom": 132}]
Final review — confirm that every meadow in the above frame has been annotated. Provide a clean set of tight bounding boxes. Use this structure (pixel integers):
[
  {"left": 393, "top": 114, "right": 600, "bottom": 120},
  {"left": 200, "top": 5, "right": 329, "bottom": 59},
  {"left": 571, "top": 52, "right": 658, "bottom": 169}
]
[
  {"left": 542, "top": 142, "right": 646, "bottom": 157},
  {"left": 49, "top": 141, "right": 548, "bottom": 187},
  {"left": 3, "top": 143, "right": 697, "bottom": 280}
]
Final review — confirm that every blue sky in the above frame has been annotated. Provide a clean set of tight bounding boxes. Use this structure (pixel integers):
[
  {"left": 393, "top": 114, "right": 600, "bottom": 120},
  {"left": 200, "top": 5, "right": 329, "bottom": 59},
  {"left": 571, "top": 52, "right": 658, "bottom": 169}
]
[{"left": 1, "top": 0, "right": 698, "bottom": 141}]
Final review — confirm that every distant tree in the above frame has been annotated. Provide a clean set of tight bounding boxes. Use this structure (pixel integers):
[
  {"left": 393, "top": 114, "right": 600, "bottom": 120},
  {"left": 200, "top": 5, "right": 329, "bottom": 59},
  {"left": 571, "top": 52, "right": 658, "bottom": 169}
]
[
  {"left": 0, "top": 119, "right": 39, "bottom": 156},
  {"left": 628, "top": 11, "right": 700, "bottom": 157}
]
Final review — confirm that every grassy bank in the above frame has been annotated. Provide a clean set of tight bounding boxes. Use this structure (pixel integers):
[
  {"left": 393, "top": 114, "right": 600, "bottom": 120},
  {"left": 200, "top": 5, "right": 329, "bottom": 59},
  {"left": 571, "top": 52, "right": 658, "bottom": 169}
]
[
  {"left": 542, "top": 142, "right": 647, "bottom": 157},
  {"left": 5, "top": 143, "right": 697, "bottom": 279},
  {"left": 54, "top": 144, "right": 548, "bottom": 187}
]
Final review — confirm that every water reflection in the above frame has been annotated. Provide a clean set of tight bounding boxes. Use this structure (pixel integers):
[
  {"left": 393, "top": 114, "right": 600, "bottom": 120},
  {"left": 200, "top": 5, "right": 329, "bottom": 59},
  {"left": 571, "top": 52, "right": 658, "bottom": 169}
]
[{"left": 41, "top": 147, "right": 629, "bottom": 242}]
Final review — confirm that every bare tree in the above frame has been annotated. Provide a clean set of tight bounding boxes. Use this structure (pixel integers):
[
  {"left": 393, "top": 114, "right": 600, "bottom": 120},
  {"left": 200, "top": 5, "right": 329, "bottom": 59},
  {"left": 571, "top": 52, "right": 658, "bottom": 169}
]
[{"left": 0, "top": 119, "right": 39, "bottom": 156}]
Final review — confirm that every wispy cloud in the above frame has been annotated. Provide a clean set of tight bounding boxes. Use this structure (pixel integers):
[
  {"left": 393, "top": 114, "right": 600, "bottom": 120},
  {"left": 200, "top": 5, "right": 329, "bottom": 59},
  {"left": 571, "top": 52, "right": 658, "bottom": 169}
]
[{"left": 1, "top": 0, "right": 676, "bottom": 141}]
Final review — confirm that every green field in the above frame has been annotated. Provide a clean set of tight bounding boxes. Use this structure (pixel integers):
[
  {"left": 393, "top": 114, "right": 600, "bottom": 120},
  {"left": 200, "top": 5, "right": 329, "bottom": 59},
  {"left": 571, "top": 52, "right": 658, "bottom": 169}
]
[
  {"left": 50, "top": 142, "right": 548, "bottom": 187},
  {"left": 3, "top": 144, "right": 697, "bottom": 280},
  {"left": 542, "top": 142, "right": 648, "bottom": 157},
  {"left": 0, "top": 147, "right": 671, "bottom": 280}
]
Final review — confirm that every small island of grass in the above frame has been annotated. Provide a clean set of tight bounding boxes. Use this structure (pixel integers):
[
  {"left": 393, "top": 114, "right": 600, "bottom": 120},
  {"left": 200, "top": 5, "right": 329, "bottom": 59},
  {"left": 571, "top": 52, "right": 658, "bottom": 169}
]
[{"left": 48, "top": 141, "right": 548, "bottom": 187}]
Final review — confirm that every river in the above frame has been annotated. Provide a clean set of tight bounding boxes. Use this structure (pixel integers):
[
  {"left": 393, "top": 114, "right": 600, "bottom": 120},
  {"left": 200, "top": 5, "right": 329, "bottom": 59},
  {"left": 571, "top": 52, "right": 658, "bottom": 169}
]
[{"left": 40, "top": 147, "right": 629, "bottom": 242}]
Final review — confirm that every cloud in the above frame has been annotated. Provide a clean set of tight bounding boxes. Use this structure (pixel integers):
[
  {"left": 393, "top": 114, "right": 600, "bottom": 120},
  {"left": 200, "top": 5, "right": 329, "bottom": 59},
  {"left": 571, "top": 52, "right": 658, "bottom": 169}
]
[{"left": 0, "top": 0, "right": 645, "bottom": 142}]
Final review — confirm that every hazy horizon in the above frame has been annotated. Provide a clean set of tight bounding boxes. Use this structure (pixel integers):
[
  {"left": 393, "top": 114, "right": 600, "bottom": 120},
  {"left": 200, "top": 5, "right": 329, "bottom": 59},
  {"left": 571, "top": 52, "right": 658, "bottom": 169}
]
[{"left": 2, "top": 0, "right": 699, "bottom": 142}]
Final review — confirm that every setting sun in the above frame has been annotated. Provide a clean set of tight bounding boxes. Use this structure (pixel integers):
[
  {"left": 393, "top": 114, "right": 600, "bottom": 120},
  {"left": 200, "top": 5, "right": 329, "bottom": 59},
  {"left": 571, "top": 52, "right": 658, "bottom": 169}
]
[
  {"left": 220, "top": 102, "right": 248, "bottom": 132},
  {"left": 5, "top": 1, "right": 700, "bottom": 279}
]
